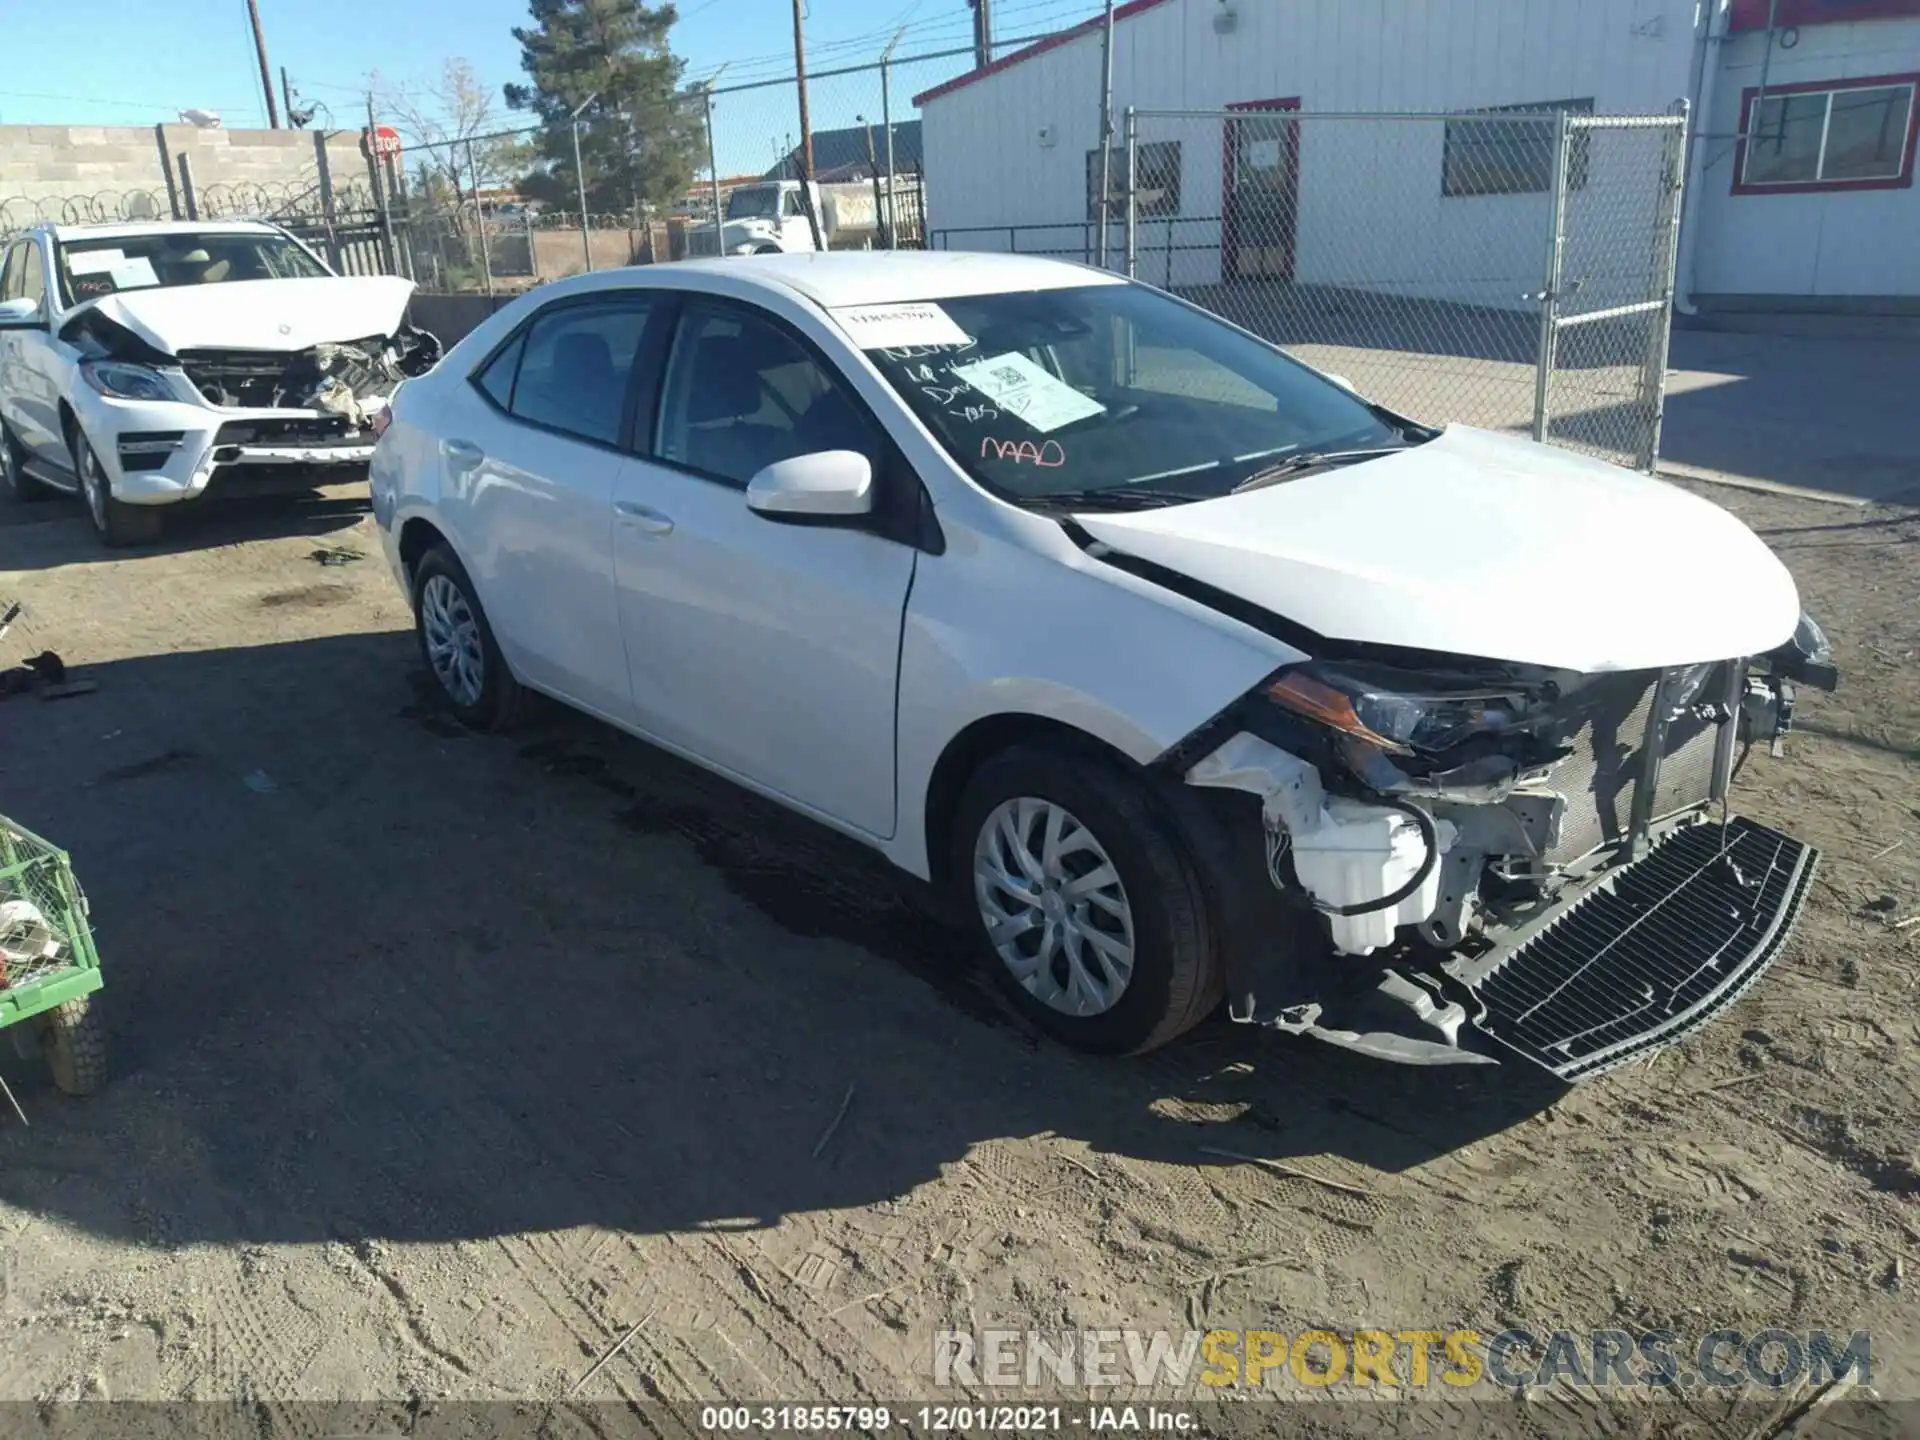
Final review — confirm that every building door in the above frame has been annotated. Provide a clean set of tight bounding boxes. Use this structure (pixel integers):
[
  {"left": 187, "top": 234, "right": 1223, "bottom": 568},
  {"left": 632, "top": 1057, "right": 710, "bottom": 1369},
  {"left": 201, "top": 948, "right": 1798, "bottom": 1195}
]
[{"left": 1222, "top": 98, "right": 1300, "bottom": 283}]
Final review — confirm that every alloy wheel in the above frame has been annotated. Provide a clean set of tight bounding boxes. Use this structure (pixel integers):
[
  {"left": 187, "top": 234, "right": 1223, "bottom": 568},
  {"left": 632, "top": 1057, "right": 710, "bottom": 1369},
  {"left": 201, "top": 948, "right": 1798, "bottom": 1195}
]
[
  {"left": 973, "top": 796, "right": 1136, "bottom": 1017},
  {"left": 420, "top": 573, "right": 486, "bottom": 709}
]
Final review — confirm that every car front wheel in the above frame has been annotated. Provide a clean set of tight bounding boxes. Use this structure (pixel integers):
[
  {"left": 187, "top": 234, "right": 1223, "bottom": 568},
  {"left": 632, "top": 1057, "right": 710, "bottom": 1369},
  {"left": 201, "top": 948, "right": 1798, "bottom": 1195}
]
[
  {"left": 953, "top": 746, "right": 1222, "bottom": 1054},
  {"left": 73, "top": 432, "right": 162, "bottom": 547}
]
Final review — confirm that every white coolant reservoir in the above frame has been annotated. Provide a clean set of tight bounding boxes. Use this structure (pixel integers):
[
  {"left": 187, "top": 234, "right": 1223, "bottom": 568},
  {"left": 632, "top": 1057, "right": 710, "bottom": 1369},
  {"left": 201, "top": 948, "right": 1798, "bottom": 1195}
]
[{"left": 1290, "top": 799, "right": 1454, "bottom": 955}]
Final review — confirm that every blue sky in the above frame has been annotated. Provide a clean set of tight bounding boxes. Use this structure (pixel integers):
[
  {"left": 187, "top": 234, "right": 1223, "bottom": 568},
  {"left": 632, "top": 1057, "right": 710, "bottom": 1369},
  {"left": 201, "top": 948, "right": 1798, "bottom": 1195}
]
[{"left": 0, "top": 0, "right": 1093, "bottom": 149}]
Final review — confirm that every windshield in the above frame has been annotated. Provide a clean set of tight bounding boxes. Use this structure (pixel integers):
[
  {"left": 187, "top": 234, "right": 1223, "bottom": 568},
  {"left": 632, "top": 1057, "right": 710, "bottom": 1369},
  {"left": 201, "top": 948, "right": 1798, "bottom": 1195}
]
[
  {"left": 56, "top": 231, "right": 329, "bottom": 304},
  {"left": 853, "top": 283, "right": 1421, "bottom": 506},
  {"left": 726, "top": 187, "right": 782, "bottom": 220}
]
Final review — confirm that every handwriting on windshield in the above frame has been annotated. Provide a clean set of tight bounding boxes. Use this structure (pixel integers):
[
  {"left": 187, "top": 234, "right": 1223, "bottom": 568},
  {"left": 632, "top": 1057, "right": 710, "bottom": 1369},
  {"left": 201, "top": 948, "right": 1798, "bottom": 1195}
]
[
  {"left": 950, "top": 403, "right": 999, "bottom": 423},
  {"left": 981, "top": 437, "right": 1066, "bottom": 468},
  {"left": 882, "top": 340, "right": 977, "bottom": 362}
]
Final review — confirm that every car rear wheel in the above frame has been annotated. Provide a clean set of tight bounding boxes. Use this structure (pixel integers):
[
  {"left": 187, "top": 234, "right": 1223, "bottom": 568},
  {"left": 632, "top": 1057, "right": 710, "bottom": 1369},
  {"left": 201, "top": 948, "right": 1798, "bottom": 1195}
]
[
  {"left": 0, "top": 422, "right": 52, "bottom": 503},
  {"left": 412, "top": 544, "right": 535, "bottom": 730},
  {"left": 73, "top": 432, "right": 163, "bottom": 547},
  {"left": 953, "top": 746, "right": 1222, "bottom": 1054}
]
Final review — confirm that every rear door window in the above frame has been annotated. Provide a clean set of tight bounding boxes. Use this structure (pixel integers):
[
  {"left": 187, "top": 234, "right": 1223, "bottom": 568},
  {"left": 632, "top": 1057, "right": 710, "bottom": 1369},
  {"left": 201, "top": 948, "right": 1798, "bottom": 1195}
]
[{"left": 505, "top": 301, "right": 654, "bottom": 446}]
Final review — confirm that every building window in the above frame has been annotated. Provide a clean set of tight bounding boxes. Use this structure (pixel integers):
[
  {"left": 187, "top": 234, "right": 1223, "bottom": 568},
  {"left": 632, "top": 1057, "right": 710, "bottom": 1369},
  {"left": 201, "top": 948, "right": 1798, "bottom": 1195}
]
[
  {"left": 1736, "top": 76, "right": 1918, "bottom": 193},
  {"left": 1087, "top": 140, "right": 1182, "bottom": 220},
  {"left": 1442, "top": 98, "right": 1594, "bottom": 197}
]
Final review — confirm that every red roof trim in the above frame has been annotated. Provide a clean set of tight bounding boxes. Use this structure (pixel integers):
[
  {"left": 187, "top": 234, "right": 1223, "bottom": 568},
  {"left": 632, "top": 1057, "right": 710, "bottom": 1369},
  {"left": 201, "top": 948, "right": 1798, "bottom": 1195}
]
[{"left": 912, "top": 0, "right": 1178, "bottom": 107}]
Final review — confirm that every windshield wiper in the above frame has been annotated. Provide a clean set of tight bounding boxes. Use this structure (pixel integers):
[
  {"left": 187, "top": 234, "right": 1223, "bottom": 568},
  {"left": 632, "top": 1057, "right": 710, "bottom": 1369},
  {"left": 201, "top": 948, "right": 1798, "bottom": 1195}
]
[
  {"left": 1024, "top": 486, "right": 1216, "bottom": 512},
  {"left": 1230, "top": 447, "right": 1407, "bottom": 494}
]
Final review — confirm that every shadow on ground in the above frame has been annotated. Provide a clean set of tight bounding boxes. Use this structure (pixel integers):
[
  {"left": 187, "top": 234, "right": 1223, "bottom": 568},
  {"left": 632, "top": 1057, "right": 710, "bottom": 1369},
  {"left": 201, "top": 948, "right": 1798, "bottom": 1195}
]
[
  {"left": 0, "top": 490, "right": 366, "bottom": 563},
  {"left": 0, "top": 631, "right": 1555, "bottom": 1249}
]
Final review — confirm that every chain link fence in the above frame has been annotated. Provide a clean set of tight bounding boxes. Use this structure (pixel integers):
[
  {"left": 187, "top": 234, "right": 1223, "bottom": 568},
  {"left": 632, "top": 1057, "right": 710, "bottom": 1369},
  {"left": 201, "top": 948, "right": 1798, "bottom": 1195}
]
[{"left": 933, "top": 105, "right": 1687, "bottom": 472}]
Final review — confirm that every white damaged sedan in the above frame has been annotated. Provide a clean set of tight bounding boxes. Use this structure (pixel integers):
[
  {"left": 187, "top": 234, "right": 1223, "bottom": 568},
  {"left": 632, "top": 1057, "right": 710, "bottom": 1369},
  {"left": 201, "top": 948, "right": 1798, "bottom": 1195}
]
[
  {"left": 372, "top": 252, "right": 1833, "bottom": 1079},
  {"left": 0, "top": 221, "right": 439, "bottom": 545}
]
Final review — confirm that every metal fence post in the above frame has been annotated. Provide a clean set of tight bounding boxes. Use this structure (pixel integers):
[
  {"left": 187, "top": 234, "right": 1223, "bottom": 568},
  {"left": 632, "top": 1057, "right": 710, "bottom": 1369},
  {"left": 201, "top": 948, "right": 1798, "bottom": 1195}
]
[
  {"left": 1530, "top": 109, "right": 1573, "bottom": 445},
  {"left": 1636, "top": 103, "right": 1690, "bottom": 473},
  {"left": 177, "top": 154, "right": 199, "bottom": 222},
  {"left": 1123, "top": 106, "right": 1138, "bottom": 279},
  {"left": 467, "top": 139, "right": 493, "bottom": 297},
  {"left": 705, "top": 86, "right": 724, "bottom": 259},
  {"left": 573, "top": 119, "right": 594, "bottom": 272}
]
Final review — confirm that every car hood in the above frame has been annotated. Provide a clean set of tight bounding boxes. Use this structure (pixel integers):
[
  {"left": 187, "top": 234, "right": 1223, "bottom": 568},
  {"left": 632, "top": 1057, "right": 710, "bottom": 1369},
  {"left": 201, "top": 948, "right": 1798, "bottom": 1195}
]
[
  {"left": 78, "top": 275, "right": 418, "bottom": 356},
  {"left": 1073, "top": 426, "right": 1802, "bottom": 673}
]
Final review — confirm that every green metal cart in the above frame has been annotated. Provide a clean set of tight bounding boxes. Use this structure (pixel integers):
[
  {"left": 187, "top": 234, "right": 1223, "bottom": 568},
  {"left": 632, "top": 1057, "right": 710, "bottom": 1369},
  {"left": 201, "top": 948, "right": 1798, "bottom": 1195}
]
[{"left": 0, "top": 817, "right": 105, "bottom": 1098}]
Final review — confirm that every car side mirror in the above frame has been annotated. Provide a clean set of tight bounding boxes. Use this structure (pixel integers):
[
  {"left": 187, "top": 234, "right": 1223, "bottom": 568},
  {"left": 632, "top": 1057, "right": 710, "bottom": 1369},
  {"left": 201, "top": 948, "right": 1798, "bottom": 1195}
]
[
  {"left": 745, "top": 450, "right": 874, "bottom": 520},
  {"left": 0, "top": 297, "right": 44, "bottom": 330}
]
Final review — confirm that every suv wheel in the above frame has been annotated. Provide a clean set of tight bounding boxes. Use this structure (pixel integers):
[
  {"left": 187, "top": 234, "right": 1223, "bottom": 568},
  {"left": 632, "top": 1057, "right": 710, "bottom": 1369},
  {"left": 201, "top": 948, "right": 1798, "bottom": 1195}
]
[
  {"left": 73, "top": 432, "right": 163, "bottom": 547},
  {"left": 953, "top": 746, "right": 1222, "bottom": 1054},
  {"left": 0, "top": 422, "right": 50, "bottom": 503},
  {"left": 412, "top": 544, "right": 535, "bottom": 730}
]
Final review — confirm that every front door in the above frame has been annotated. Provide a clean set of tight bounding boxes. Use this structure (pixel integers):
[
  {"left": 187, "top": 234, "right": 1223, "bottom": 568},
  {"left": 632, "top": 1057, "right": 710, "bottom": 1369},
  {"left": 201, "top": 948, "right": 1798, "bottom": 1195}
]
[
  {"left": 611, "top": 299, "right": 915, "bottom": 838},
  {"left": 1223, "top": 98, "right": 1301, "bottom": 283}
]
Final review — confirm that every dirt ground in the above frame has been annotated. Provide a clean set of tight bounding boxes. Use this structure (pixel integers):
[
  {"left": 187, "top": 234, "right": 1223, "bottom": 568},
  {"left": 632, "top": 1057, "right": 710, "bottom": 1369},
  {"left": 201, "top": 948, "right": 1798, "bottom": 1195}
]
[{"left": 0, "top": 472, "right": 1913, "bottom": 1436}]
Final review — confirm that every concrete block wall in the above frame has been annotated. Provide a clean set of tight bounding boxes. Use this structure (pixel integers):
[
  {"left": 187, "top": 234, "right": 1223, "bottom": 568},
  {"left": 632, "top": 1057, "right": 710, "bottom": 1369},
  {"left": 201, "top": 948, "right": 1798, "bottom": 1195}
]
[{"left": 0, "top": 124, "right": 377, "bottom": 225}]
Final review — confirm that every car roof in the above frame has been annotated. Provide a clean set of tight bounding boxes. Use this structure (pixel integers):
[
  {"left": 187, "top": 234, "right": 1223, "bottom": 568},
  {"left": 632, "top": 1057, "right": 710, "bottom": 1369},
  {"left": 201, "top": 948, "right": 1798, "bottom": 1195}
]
[
  {"left": 37, "top": 219, "right": 282, "bottom": 243},
  {"left": 657, "top": 251, "right": 1125, "bottom": 308}
]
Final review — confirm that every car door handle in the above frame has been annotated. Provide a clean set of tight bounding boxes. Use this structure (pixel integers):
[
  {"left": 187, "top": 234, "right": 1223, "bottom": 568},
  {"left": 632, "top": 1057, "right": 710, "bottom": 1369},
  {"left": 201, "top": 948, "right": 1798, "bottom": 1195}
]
[
  {"left": 613, "top": 500, "right": 674, "bottom": 534},
  {"left": 443, "top": 437, "right": 484, "bottom": 469}
]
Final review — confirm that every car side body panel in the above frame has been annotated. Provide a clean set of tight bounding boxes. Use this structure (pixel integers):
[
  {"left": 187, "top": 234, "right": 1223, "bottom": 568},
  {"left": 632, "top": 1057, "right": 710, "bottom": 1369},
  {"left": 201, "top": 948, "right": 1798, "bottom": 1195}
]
[{"left": 880, "top": 506, "right": 1302, "bottom": 880}]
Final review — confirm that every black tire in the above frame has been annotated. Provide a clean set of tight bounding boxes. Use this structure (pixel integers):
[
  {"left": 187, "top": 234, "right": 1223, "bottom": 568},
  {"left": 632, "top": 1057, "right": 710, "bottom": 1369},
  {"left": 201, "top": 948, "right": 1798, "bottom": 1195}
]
[
  {"left": 411, "top": 543, "right": 537, "bottom": 730},
  {"left": 952, "top": 745, "right": 1222, "bottom": 1055},
  {"left": 752, "top": 245, "right": 781, "bottom": 255},
  {"left": 41, "top": 995, "right": 107, "bottom": 1097},
  {"left": 73, "top": 431, "right": 163, "bottom": 547},
  {"left": 0, "top": 421, "right": 52, "bottom": 503}
]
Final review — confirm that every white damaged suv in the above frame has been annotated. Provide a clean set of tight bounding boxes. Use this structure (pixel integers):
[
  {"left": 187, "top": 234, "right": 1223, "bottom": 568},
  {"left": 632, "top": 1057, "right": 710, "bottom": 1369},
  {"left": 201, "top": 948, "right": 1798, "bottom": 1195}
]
[
  {"left": 373, "top": 252, "right": 1834, "bottom": 1080},
  {"left": 0, "top": 220, "right": 439, "bottom": 545}
]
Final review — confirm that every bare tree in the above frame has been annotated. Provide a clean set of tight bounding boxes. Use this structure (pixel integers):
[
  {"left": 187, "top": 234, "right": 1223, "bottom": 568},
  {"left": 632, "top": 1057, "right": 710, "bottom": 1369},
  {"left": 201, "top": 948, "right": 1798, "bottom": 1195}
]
[{"left": 377, "top": 58, "right": 531, "bottom": 209}]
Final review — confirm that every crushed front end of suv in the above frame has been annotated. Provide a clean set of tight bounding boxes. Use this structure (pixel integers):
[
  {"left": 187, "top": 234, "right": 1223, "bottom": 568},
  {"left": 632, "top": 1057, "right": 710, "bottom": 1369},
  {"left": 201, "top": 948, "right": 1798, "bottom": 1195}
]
[{"left": 0, "top": 221, "right": 439, "bottom": 545}]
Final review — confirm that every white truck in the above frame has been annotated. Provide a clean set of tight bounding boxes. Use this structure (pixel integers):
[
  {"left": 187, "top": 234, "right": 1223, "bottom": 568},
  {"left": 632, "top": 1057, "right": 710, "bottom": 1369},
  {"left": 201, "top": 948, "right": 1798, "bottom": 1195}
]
[{"left": 685, "top": 178, "right": 915, "bottom": 257}]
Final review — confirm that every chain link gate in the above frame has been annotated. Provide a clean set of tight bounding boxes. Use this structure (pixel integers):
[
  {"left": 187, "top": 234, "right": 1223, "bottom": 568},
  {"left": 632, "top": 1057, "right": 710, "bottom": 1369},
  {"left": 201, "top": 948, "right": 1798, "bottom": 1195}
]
[{"left": 1110, "top": 105, "right": 1688, "bottom": 472}]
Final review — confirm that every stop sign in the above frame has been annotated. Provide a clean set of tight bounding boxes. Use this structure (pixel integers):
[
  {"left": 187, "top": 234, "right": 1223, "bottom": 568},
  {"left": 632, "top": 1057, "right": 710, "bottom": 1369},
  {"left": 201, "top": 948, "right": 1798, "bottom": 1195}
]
[{"left": 363, "top": 125, "right": 402, "bottom": 159}]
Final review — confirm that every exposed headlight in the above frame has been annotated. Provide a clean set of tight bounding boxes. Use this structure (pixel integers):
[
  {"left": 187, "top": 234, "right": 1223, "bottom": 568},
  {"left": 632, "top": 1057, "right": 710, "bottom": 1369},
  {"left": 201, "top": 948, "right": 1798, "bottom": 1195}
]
[
  {"left": 1262, "top": 663, "right": 1534, "bottom": 756},
  {"left": 81, "top": 361, "right": 177, "bottom": 403}
]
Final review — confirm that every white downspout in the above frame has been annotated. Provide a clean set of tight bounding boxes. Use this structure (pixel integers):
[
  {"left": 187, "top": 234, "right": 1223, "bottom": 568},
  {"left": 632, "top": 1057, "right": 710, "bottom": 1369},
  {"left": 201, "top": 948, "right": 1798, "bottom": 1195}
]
[{"left": 1675, "top": 0, "right": 1730, "bottom": 316}]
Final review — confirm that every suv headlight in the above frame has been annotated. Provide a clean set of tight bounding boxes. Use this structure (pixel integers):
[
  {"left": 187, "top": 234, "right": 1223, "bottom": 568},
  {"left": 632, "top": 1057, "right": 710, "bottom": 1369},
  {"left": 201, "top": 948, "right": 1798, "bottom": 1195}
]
[
  {"left": 81, "top": 360, "right": 178, "bottom": 403},
  {"left": 1262, "top": 662, "right": 1535, "bottom": 756}
]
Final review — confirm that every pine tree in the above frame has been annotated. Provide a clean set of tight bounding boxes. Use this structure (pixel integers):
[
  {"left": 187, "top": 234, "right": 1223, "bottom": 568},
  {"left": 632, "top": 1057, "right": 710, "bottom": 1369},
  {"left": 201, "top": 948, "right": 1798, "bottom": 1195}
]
[{"left": 504, "top": 0, "right": 701, "bottom": 217}]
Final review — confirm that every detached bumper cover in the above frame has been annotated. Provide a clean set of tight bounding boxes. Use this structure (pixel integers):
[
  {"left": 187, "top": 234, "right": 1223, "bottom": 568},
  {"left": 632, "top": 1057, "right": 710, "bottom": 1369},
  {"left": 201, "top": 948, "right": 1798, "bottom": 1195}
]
[{"left": 1449, "top": 817, "right": 1817, "bottom": 1081}]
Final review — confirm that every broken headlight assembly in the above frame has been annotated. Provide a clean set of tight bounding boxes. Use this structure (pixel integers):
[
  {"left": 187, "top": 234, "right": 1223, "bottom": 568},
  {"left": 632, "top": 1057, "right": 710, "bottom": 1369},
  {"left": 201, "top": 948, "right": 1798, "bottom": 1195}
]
[
  {"left": 1261, "top": 662, "right": 1542, "bottom": 758},
  {"left": 80, "top": 359, "right": 183, "bottom": 404}
]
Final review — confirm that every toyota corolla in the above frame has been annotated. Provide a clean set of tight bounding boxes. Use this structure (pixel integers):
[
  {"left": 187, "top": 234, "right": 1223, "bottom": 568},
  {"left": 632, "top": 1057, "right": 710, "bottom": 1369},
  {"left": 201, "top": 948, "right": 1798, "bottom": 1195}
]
[{"left": 370, "top": 252, "right": 1833, "bottom": 1079}]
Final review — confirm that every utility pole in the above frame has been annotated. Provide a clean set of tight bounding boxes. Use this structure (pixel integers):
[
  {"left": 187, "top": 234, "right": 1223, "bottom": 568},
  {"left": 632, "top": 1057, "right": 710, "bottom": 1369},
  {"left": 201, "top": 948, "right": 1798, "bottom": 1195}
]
[
  {"left": 569, "top": 91, "right": 598, "bottom": 271},
  {"left": 969, "top": 0, "right": 993, "bottom": 69},
  {"left": 279, "top": 67, "right": 295, "bottom": 127},
  {"left": 246, "top": 0, "right": 280, "bottom": 128},
  {"left": 879, "top": 26, "right": 905, "bottom": 248},
  {"left": 790, "top": 0, "right": 824, "bottom": 250},
  {"left": 703, "top": 65, "right": 728, "bottom": 258},
  {"left": 1095, "top": 0, "right": 1116, "bottom": 268}
]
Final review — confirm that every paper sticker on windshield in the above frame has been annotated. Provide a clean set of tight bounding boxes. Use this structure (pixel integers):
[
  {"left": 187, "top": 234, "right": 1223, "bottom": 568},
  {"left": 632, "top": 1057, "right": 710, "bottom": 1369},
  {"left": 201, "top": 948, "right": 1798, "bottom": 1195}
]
[
  {"left": 833, "top": 302, "right": 971, "bottom": 351},
  {"left": 109, "top": 257, "right": 159, "bottom": 290},
  {"left": 66, "top": 250, "right": 126, "bottom": 276},
  {"left": 951, "top": 352, "right": 1105, "bottom": 434}
]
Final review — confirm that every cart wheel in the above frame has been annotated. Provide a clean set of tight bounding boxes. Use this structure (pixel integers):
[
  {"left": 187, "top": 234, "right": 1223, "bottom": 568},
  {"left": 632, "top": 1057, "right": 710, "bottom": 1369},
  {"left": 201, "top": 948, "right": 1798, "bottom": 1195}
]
[{"left": 41, "top": 996, "right": 106, "bottom": 1097}]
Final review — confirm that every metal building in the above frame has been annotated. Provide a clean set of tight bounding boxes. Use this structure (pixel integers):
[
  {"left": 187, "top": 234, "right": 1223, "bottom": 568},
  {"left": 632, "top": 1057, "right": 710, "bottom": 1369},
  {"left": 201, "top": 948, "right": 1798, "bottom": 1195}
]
[{"left": 915, "top": 0, "right": 1920, "bottom": 318}]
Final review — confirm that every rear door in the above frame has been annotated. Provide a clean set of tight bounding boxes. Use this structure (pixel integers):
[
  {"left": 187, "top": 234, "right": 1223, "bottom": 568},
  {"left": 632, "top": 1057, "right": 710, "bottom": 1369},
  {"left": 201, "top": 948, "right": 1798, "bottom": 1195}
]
[
  {"left": 609, "top": 297, "right": 917, "bottom": 837},
  {"left": 441, "top": 293, "right": 665, "bottom": 725}
]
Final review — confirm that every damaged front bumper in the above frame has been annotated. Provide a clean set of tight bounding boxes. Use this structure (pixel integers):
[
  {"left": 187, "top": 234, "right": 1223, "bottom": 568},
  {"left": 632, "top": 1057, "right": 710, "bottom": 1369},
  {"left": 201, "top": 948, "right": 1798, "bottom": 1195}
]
[
  {"left": 87, "top": 397, "right": 380, "bottom": 505},
  {"left": 1180, "top": 652, "right": 1829, "bottom": 1083}
]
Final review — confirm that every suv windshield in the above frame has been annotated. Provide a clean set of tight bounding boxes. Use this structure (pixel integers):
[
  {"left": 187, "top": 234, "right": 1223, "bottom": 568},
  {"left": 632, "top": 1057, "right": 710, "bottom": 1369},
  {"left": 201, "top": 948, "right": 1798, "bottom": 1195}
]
[
  {"left": 56, "top": 231, "right": 329, "bottom": 304},
  {"left": 726, "top": 187, "right": 782, "bottom": 220},
  {"left": 855, "top": 283, "right": 1425, "bottom": 507}
]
